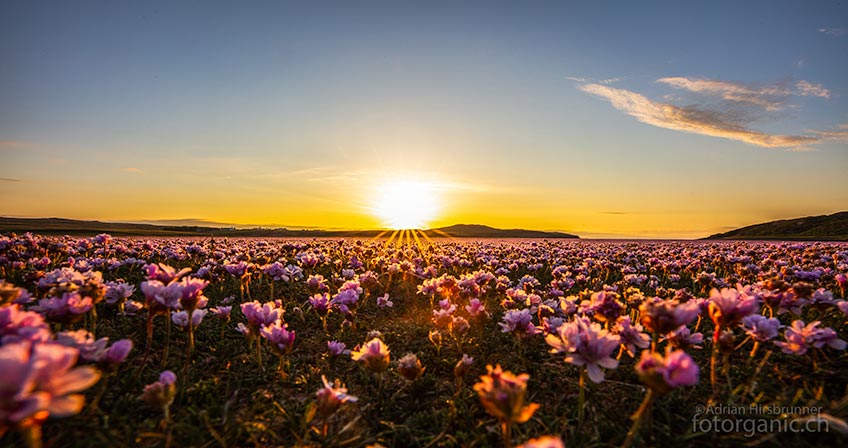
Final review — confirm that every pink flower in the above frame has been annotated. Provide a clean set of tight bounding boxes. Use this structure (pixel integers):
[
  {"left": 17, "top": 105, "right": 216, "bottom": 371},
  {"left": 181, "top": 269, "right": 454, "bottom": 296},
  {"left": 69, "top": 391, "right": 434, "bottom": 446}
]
[
  {"left": 499, "top": 309, "right": 540, "bottom": 337},
  {"left": 36, "top": 292, "right": 93, "bottom": 324},
  {"left": 315, "top": 375, "right": 358, "bottom": 421},
  {"left": 635, "top": 349, "right": 699, "bottom": 394},
  {"left": 172, "top": 309, "right": 208, "bottom": 328},
  {"left": 145, "top": 263, "right": 191, "bottom": 284},
  {"left": 240, "top": 300, "right": 284, "bottom": 334},
  {"left": 140, "top": 370, "right": 177, "bottom": 412},
  {"left": 740, "top": 315, "right": 781, "bottom": 342},
  {"left": 545, "top": 317, "right": 620, "bottom": 383},
  {"left": 639, "top": 298, "right": 700, "bottom": 335},
  {"left": 0, "top": 341, "right": 101, "bottom": 430},
  {"left": 327, "top": 340, "right": 349, "bottom": 356},
  {"left": 775, "top": 320, "right": 847, "bottom": 355},
  {"left": 473, "top": 365, "right": 539, "bottom": 425},
  {"left": 351, "top": 337, "right": 390, "bottom": 373},
  {"left": 376, "top": 293, "right": 393, "bottom": 308},
  {"left": 0, "top": 304, "right": 51, "bottom": 345},
  {"left": 260, "top": 320, "right": 296, "bottom": 355},
  {"left": 397, "top": 353, "right": 425, "bottom": 381},
  {"left": 465, "top": 298, "right": 490, "bottom": 319},
  {"left": 612, "top": 316, "right": 650, "bottom": 357},
  {"left": 708, "top": 287, "right": 760, "bottom": 328}
]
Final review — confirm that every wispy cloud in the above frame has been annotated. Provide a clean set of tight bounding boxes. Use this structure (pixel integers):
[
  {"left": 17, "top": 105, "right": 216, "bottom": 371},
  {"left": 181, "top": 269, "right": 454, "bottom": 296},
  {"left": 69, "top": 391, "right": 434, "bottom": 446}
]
[
  {"left": 578, "top": 83, "right": 819, "bottom": 149},
  {"left": 0, "top": 177, "right": 22, "bottom": 182},
  {"left": 656, "top": 77, "right": 829, "bottom": 111},
  {"left": 566, "top": 76, "right": 622, "bottom": 85},
  {"left": 810, "top": 124, "right": 848, "bottom": 142},
  {"left": 819, "top": 27, "right": 847, "bottom": 37},
  {"left": 120, "top": 167, "right": 144, "bottom": 174}
]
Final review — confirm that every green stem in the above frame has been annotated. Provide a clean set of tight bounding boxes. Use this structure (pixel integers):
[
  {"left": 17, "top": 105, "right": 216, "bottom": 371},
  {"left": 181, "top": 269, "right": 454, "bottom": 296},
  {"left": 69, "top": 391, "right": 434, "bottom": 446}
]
[
  {"left": 622, "top": 389, "right": 654, "bottom": 448},
  {"left": 578, "top": 368, "right": 586, "bottom": 428}
]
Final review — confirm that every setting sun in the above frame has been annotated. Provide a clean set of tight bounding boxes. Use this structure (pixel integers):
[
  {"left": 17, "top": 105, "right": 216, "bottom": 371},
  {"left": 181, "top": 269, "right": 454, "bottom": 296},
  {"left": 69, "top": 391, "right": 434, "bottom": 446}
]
[{"left": 372, "top": 180, "right": 440, "bottom": 229}]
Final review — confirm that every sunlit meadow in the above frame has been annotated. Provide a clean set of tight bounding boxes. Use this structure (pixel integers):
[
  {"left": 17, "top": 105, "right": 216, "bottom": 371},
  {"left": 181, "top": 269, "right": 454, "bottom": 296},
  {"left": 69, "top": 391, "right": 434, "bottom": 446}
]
[{"left": 1, "top": 234, "right": 847, "bottom": 447}]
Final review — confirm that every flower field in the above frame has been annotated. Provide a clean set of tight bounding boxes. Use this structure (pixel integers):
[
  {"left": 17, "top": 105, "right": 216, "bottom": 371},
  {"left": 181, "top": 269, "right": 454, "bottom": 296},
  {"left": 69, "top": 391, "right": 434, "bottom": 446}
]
[{"left": 1, "top": 233, "right": 847, "bottom": 447}]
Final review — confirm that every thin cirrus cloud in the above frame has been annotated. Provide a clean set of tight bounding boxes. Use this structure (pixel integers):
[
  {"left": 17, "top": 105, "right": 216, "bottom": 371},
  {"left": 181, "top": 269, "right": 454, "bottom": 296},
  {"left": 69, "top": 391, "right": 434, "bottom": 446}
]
[
  {"left": 657, "top": 77, "right": 830, "bottom": 111},
  {"left": 577, "top": 77, "right": 843, "bottom": 150},
  {"left": 120, "top": 167, "right": 144, "bottom": 174}
]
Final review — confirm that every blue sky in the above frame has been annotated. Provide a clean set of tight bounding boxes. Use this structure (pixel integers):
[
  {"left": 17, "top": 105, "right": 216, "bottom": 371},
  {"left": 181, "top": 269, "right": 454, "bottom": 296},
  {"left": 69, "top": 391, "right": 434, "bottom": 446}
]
[{"left": 1, "top": 1, "right": 846, "bottom": 238}]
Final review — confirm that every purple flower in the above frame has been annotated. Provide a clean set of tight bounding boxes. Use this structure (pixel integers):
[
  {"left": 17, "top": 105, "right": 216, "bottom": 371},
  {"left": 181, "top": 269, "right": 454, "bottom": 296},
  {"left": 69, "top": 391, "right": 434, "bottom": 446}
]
[
  {"left": 499, "top": 309, "right": 540, "bottom": 337},
  {"left": 545, "top": 317, "right": 620, "bottom": 383},
  {"left": 140, "top": 370, "right": 177, "bottom": 412},
  {"left": 145, "top": 263, "right": 191, "bottom": 284},
  {"left": 708, "top": 287, "right": 760, "bottom": 328},
  {"left": 315, "top": 375, "right": 358, "bottom": 421},
  {"left": 172, "top": 309, "right": 208, "bottom": 328},
  {"left": 0, "top": 341, "right": 101, "bottom": 429},
  {"left": 635, "top": 349, "right": 699, "bottom": 394},
  {"left": 661, "top": 326, "right": 704, "bottom": 350},
  {"left": 309, "top": 293, "right": 332, "bottom": 315},
  {"left": 260, "top": 320, "right": 296, "bottom": 355},
  {"left": 612, "top": 316, "right": 650, "bottom": 357},
  {"left": 740, "top": 315, "right": 781, "bottom": 342},
  {"left": 101, "top": 339, "right": 133, "bottom": 366},
  {"left": 775, "top": 320, "right": 847, "bottom": 355},
  {"left": 639, "top": 298, "right": 700, "bottom": 335},
  {"left": 376, "top": 293, "right": 393, "bottom": 308},
  {"left": 0, "top": 304, "right": 51, "bottom": 345},
  {"left": 351, "top": 337, "right": 390, "bottom": 373},
  {"left": 327, "top": 340, "right": 349, "bottom": 356}
]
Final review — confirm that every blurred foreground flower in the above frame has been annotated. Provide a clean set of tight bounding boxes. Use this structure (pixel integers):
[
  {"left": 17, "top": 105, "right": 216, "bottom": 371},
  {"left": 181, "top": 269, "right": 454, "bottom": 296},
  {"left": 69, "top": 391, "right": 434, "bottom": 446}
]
[
  {"left": 0, "top": 341, "right": 101, "bottom": 448},
  {"left": 140, "top": 370, "right": 177, "bottom": 423},
  {"left": 474, "top": 364, "right": 539, "bottom": 448},
  {"left": 351, "top": 337, "right": 390, "bottom": 374},
  {"left": 312, "top": 375, "right": 358, "bottom": 437}
]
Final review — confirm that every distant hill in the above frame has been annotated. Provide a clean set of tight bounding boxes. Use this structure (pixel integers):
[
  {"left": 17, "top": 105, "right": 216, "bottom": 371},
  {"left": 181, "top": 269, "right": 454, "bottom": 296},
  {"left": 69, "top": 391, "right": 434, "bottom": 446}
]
[
  {"left": 424, "top": 224, "right": 578, "bottom": 239},
  {"left": 705, "top": 212, "right": 848, "bottom": 241},
  {"left": 0, "top": 217, "right": 579, "bottom": 239}
]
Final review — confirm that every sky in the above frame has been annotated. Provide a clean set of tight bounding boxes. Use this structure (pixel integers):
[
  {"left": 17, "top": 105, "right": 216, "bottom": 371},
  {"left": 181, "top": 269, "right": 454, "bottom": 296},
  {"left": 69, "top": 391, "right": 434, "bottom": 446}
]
[{"left": 1, "top": 1, "right": 847, "bottom": 238}]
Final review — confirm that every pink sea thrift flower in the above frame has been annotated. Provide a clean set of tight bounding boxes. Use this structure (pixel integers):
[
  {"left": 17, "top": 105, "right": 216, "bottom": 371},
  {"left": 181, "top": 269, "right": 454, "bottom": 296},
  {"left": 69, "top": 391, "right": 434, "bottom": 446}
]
[
  {"left": 145, "top": 263, "right": 191, "bottom": 284},
  {"left": 140, "top": 370, "right": 177, "bottom": 418},
  {"left": 639, "top": 298, "right": 700, "bottom": 335},
  {"left": 0, "top": 341, "right": 101, "bottom": 432},
  {"left": 741, "top": 315, "right": 781, "bottom": 342},
  {"left": 546, "top": 317, "right": 620, "bottom": 383},
  {"left": 708, "top": 287, "right": 760, "bottom": 328},
  {"left": 635, "top": 349, "right": 699, "bottom": 394},
  {"left": 315, "top": 375, "right": 358, "bottom": 421},
  {"left": 473, "top": 364, "right": 539, "bottom": 425},
  {"left": 775, "top": 320, "right": 847, "bottom": 355},
  {"left": 0, "top": 304, "right": 51, "bottom": 345},
  {"left": 260, "top": 320, "right": 296, "bottom": 355},
  {"left": 612, "top": 316, "right": 650, "bottom": 357},
  {"left": 327, "top": 340, "right": 349, "bottom": 356},
  {"left": 351, "top": 337, "right": 390, "bottom": 373},
  {"left": 499, "top": 308, "right": 540, "bottom": 337}
]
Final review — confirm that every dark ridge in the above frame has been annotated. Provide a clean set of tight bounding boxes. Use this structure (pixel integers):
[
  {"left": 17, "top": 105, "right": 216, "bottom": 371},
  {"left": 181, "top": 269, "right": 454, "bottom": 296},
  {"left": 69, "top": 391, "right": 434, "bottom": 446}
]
[
  {"left": 703, "top": 211, "right": 848, "bottom": 241},
  {"left": 0, "top": 217, "right": 580, "bottom": 239}
]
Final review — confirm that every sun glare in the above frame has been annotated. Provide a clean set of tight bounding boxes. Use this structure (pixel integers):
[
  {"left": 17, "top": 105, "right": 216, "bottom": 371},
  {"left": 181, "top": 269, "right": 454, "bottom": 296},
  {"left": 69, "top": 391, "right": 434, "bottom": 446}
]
[{"left": 373, "top": 180, "right": 440, "bottom": 229}]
